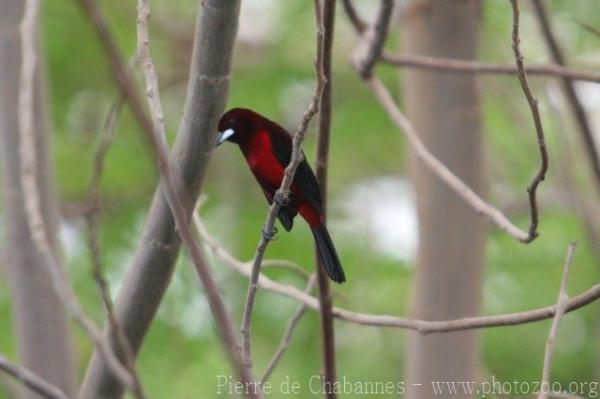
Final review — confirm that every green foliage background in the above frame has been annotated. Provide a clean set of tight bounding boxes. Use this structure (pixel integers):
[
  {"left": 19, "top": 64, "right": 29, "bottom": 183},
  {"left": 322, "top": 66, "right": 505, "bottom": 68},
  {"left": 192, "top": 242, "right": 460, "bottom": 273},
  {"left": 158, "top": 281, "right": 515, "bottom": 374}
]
[{"left": 1, "top": 0, "right": 600, "bottom": 397}]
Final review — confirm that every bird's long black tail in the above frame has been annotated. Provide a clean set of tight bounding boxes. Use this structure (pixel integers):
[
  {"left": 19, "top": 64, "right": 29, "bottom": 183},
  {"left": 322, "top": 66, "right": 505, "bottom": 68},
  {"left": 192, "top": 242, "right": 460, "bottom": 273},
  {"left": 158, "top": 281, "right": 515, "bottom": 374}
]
[{"left": 311, "top": 224, "right": 346, "bottom": 283}]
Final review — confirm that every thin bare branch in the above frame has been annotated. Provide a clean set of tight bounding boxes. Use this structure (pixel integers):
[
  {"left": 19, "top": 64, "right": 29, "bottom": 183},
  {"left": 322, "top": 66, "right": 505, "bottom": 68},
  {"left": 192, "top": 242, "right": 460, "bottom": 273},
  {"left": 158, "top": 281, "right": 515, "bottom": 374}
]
[
  {"left": 84, "top": 98, "right": 148, "bottom": 399},
  {"left": 510, "top": 0, "right": 549, "bottom": 242},
  {"left": 18, "top": 0, "right": 136, "bottom": 393},
  {"left": 240, "top": 0, "right": 327, "bottom": 369},
  {"left": 574, "top": 18, "right": 600, "bottom": 39},
  {"left": 538, "top": 242, "right": 576, "bottom": 399},
  {"left": 530, "top": 0, "right": 600, "bottom": 195},
  {"left": 345, "top": 0, "right": 544, "bottom": 243},
  {"left": 352, "top": 0, "right": 393, "bottom": 79},
  {"left": 194, "top": 211, "right": 600, "bottom": 334},
  {"left": 261, "top": 260, "right": 312, "bottom": 280},
  {"left": 313, "top": 0, "right": 338, "bottom": 396},
  {"left": 547, "top": 87, "right": 600, "bottom": 262},
  {"left": 134, "top": 0, "right": 258, "bottom": 394},
  {"left": 366, "top": 76, "right": 532, "bottom": 241},
  {"left": 341, "top": 0, "right": 600, "bottom": 84},
  {"left": 380, "top": 53, "right": 600, "bottom": 83},
  {"left": 341, "top": 0, "right": 367, "bottom": 33},
  {"left": 0, "top": 355, "right": 69, "bottom": 399},
  {"left": 260, "top": 275, "right": 317, "bottom": 385}
]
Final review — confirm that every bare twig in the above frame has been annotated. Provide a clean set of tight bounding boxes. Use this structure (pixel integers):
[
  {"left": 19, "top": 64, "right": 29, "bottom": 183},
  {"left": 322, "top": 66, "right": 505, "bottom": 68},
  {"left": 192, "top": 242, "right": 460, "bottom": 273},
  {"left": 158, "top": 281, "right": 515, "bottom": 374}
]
[
  {"left": 352, "top": 0, "right": 393, "bottom": 79},
  {"left": 134, "top": 0, "right": 258, "bottom": 394},
  {"left": 380, "top": 53, "right": 600, "bottom": 83},
  {"left": 261, "top": 260, "right": 312, "bottom": 279},
  {"left": 574, "top": 18, "right": 600, "bottom": 39},
  {"left": 84, "top": 98, "right": 148, "bottom": 399},
  {"left": 548, "top": 88, "right": 600, "bottom": 262},
  {"left": 0, "top": 355, "right": 69, "bottom": 399},
  {"left": 260, "top": 275, "right": 317, "bottom": 385},
  {"left": 366, "top": 76, "right": 532, "bottom": 241},
  {"left": 313, "top": 0, "right": 338, "bottom": 396},
  {"left": 240, "top": 0, "right": 327, "bottom": 369},
  {"left": 18, "top": 0, "right": 136, "bottom": 393},
  {"left": 538, "top": 242, "right": 576, "bottom": 399},
  {"left": 341, "top": 0, "right": 600, "bottom": 84},
  {"left": 531, "top": 0, "right": 600, "bottom": 194},
  {"left": 341, "top": 0, "right": 367, "bottom": 33},
  {"left": 345, "top": 0, "right": 544, "bottom": 243},
  {"left": 510, "top": 0, "right": 549, "bottom": 242},
  {"left": 194, "top": 212, "right": 600, "bottom": 334}
]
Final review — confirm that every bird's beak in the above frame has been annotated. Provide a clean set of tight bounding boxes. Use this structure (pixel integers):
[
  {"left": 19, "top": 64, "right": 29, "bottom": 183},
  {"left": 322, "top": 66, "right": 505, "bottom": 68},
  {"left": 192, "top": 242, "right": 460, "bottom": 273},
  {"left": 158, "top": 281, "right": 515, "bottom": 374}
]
[{"left": 216, "top": 128, "right": 235, "bottom": 146}]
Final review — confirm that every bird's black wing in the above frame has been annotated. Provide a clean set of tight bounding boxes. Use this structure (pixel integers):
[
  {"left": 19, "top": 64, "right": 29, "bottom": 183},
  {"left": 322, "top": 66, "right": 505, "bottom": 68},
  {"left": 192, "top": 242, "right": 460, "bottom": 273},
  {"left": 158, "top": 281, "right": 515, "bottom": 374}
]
[
  {"left": 278, "top": 207, "right": 297, "bottom": 231},
  {"left": 268, "top": 127, "right": 323, "bottom": 215}
]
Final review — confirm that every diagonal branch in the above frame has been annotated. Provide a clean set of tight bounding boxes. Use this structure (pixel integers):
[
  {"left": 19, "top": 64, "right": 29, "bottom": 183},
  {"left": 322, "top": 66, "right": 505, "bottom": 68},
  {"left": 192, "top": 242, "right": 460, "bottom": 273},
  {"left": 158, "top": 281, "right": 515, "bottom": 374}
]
[
  {"left": 194, "top": 212, "right": 600, "bottom": 334},
  {"left": 260, "top": 275, "right": 317, "bottom": 385},
  {"left": 18, "top": 0, "right": 137, "bottom": 394},
  {"left": 345, "top": 0, "right": 548, "bottom": 243},
  {"left": 352, "top": 0, "right": 393, "bottom": 79},
  {"left": 0, "top": 355, "right": 69, "bottom": 399},
  {"left": 366, "top": 76, "right": 532, "bottom": 241},
  {"left": 84, "top": 97, "right": 147, "bottom": 399},
  {"left": 77, "top": 1, "right": 251, "bottom": 397},
  {"left": 530, "top": 0, "right": 600, "bottom": 193},
  {"left": 538, "top": 242, "right": 576, "bottom": 399},
  {"left": 575, "top": 18, "right": 600, "bottom": 39},
  {"left": 111, "top": 0, "right": 258, "bottom": 393}
]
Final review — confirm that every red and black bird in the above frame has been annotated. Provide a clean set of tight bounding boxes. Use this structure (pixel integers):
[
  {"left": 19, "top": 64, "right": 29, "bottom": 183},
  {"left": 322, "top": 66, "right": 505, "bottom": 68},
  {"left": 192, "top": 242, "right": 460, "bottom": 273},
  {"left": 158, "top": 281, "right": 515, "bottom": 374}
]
[{"left": 216, "top": 108, "right": 345, "bottom": 283}]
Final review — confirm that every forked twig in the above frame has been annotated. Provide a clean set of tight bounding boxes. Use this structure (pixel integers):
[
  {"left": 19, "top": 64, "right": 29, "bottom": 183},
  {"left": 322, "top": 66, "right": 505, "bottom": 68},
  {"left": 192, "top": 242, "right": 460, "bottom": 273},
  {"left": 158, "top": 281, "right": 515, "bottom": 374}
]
[
  {"left": 353, "top": 0, "right": 393, "bottom": 79},
  {"left": 260, "top": 275, "right": 317, "bottom": 385}
]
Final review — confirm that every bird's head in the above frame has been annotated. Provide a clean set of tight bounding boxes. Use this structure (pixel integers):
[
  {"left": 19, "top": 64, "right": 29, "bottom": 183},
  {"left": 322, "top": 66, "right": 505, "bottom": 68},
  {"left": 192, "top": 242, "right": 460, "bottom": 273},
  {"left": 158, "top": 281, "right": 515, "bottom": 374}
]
[{"left": 217, "top": 108, "right": 262, "bottom": 146}]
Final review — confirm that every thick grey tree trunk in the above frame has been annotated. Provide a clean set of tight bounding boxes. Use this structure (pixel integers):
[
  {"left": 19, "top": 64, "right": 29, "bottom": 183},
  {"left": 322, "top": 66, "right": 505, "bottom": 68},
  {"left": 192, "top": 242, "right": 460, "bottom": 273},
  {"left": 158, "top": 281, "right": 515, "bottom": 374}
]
[
  {"left": 0, "top": 1, "right": 75, "bottom": 398},
  {"left": 401, "top": 1, "right": 485, "bottom": 398},
  {"left": 79, "top": 1, "right": 240, "bottom": 398}
]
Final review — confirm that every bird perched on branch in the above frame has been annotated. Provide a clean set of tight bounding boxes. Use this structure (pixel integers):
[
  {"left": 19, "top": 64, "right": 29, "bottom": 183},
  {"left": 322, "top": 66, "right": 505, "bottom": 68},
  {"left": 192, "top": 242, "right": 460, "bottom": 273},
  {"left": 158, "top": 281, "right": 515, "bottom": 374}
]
[{"left": 216, "top": 108, "right": 346, "bottom": 283}]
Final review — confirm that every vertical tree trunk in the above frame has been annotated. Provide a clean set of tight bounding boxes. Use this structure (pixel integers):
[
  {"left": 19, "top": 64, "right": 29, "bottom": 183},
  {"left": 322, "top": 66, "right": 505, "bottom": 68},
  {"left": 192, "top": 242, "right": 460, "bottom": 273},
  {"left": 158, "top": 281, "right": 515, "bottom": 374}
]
[
  {"left": 0, "top": 1, "right": 75, "bottom": 398},
  {"left": 401, "top": 1, "right": 484, "bottom": 398}
]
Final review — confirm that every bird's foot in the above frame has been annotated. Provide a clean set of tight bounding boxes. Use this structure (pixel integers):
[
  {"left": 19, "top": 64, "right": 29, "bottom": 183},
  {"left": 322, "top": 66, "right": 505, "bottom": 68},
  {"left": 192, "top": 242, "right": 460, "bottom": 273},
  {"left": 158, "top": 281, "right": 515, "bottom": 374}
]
[
  {"left": 262, "top": 226, "right": 278, "bottom": 241},
  {"left": 274, "top": 190, "right": 289, "bottom": 207}
]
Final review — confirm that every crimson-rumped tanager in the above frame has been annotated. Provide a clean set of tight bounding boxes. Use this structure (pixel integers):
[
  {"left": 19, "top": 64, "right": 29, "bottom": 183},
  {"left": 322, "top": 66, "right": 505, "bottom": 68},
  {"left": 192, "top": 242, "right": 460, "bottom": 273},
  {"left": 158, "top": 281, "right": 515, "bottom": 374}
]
[{"left": 216, "top": 108, "right": 346, "bottom": 283}]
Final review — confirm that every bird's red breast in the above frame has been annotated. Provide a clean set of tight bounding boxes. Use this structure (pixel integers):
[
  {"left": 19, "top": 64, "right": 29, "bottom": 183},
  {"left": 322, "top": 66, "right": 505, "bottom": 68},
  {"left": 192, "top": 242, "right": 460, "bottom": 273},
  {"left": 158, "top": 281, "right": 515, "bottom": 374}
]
[
  {"left": 240, "top": 129, "right": 322, "bottom": 227},
  {"left": 242, "top": 130, "right": 285, "bottom": 188}
]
